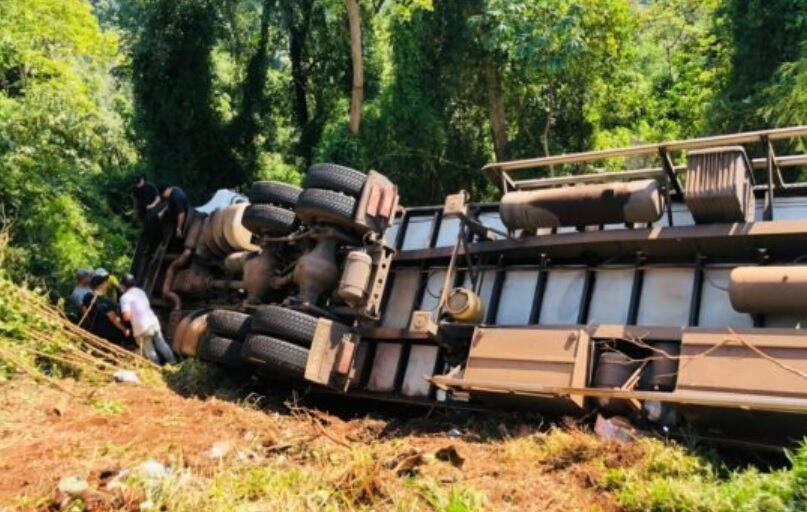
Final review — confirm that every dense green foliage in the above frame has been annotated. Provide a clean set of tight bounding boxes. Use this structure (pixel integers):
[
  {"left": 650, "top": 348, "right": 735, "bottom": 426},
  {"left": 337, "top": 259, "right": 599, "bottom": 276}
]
[
  {"left": 0, "top": 0, "right": 135, "bottom": 290},
  {"left": 3, "top": 0, "right": 807, "bottom": 285},
  {"left": 119, "top": 0, "right": 807, "bottom": 204}
]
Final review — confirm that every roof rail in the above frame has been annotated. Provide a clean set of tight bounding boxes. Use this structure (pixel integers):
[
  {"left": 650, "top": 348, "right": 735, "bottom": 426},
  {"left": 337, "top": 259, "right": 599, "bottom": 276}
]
[{"left": 483, "top": 126, "right": 807, "bottom": 198}]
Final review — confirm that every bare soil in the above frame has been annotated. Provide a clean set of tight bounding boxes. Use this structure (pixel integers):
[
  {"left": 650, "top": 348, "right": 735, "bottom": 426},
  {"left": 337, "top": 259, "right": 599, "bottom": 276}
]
[{"left": 0, "top": 379, "right": 624, "bottom": 511}]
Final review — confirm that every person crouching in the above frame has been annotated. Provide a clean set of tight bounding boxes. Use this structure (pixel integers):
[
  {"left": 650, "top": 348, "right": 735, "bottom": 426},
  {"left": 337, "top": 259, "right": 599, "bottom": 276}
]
[
  {"left": 81, "top": 274, "right": 130, "bottom": 347},
  {"left": 119, "top": 273, "right": 176, "bottom": 365}
]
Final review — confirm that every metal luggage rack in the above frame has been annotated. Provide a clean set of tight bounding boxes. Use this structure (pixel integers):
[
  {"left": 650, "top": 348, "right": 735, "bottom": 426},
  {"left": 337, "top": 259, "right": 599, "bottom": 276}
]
[{"left": 482, "top": 125, "right": 807, "bottom": 222}]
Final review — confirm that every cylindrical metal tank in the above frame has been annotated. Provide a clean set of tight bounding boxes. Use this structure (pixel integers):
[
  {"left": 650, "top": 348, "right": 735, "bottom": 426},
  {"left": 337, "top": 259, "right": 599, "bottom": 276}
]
[
  {"left": 223, "top": 203, "right": 260, "bottom": 253},
  {"left": 646, "top": 341, "right": 679, "bottom": 392},
  {"left": 200, "top": 204, "right": 259, "bottom": 259},
  {"left": 338, "top": 251, "right": 373, "bottom": 307},
  {"left": 592, "top": 351, "right": 640, "bottom": 417},
  {"left": 444, "top": 287, "right": 483, "bottom": 323},
  {"left": 730, "top": 266, "right": 807, "bottom": 314},
  {"left": 499, "top": 179, "right": 664, "bottom": 231},
  {"left": 223, "top": 251, "right": 255, "bottom": 275}
]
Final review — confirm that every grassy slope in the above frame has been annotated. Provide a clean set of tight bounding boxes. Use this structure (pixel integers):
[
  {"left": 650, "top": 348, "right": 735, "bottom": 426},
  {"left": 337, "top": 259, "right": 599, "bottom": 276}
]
[{"left": 2, "top": 271, "right": 807, "bottom": 511}]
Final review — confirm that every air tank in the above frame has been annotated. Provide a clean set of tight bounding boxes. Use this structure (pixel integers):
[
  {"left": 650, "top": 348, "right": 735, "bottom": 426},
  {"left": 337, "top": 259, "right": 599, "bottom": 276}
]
[
  {"left": 499, "top": 179, "right": 664, "bottom": 231},
  {"left": 730, "top": 266, "right": 807, "bottom": 314},
  {"left": 338, "top": 250, "right": 373, "bottom": 307}
]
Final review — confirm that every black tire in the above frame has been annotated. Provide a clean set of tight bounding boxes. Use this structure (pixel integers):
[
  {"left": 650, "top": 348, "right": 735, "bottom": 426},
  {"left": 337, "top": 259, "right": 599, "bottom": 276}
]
[
  {"left": 251, "top": 305, "right": 317, "bottom": 347},
  {"left": 249, "top": 181, "right": 302, "bottom": 208},
  {"left": 295, "top": 188, "right": 356, "bottom": 226},
  {"left": 197, "top": 334, "right": 242, "bottom": 367},
  {"left": 303, "top": 163, "right": 367, "bottom": 197},
  {"left": 241, "top": 334, "right": 308, "bottom": 377},
  {"left": 207, "top": 309, "right": 252, "bottom": 340},
  {"left": 241, "top": 204, "right": 295, "bottom": 236}
]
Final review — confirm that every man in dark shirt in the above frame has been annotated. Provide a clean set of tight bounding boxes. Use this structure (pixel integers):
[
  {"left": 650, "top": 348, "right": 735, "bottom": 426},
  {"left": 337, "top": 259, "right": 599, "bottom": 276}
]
[
  {"left": 131, "top": 175, "right": 161, "bottom": 284},
  {"left": 81, "top": 275, "right": 131, "bottom": 347},
  {"left": 157, "top": 184, "right": 192, "bottom": 239},
  {"left": 131, "top": 175, "right": 160, "bottom": 223}
]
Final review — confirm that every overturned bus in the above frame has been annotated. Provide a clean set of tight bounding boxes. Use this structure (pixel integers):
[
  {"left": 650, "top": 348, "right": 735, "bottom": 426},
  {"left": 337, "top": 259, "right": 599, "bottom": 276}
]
[{"left": 143, "top": 126, "right": 807, "bottom": 448}]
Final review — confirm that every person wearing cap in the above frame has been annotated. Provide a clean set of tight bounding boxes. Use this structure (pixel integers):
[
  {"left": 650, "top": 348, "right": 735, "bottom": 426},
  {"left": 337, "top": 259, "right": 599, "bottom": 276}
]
[
  {"left": 70, "top": 269, "right": 93, "bottom": 313},
  {"left": 119, "top": 273, "right": 176, "bottom": 365},
  {"left": 81, "top": 274, "right": 130, "bottom": 346},
  {"left": 94, "top": 267, "right": 121, "bottom": 302},
  {"left": 157, "top": 184, "right": 192, "bottom": 239}
]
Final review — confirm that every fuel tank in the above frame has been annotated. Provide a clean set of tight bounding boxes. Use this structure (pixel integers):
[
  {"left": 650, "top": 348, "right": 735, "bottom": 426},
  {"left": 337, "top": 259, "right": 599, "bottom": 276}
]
[
  {"left": 730, "top": 266, "right": 807, "bottom": 314},
  {"left": 499, "top": 179, "right": 664, "bottom": 231}
]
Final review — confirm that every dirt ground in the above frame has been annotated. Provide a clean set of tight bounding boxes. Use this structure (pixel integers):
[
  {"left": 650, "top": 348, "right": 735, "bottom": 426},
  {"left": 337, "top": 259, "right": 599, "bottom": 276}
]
[{"left": 0, "top": 378, "right": 625, "bottom": 511}]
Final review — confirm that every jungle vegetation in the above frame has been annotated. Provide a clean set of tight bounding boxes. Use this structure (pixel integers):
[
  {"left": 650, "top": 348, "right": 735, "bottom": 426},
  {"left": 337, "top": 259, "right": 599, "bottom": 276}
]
[{"left": 2, "top": 0, "right": 807, "bottom": 289}]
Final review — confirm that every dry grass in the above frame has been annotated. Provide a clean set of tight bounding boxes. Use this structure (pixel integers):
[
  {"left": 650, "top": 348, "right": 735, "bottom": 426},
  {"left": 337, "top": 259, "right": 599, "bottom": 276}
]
[
  {"left": 0, "top": 376, "right": 627, "bottom": 512},
  {"left": 2, "top": 270, "right": 806, "bottom": 511}
]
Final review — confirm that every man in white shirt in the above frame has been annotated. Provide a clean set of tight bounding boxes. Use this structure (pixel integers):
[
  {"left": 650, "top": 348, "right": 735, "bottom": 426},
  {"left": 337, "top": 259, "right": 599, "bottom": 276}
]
[{"left": 119, "top": 273, "right": 176, "bottom": 365}]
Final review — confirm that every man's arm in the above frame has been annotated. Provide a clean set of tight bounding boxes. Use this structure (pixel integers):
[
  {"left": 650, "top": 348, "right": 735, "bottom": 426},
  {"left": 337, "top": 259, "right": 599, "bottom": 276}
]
[
  {"left": 147, "top": 195, "right": 160, "bottom": 209},
  {"left": 120, "top": 296, "right": 133, "bottom": 322},
  {"left": 176, "top": 211, "right": 186, "bottom": 238},
  {"left": 106, "top": 311, "right": 130, "bottom": 337}
]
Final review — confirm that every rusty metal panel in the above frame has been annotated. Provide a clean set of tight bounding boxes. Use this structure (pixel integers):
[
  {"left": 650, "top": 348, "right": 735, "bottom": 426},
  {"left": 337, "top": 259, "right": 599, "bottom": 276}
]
[
  {"left": 495, "top": 270, "right": 540, "bottom": 325},
  {"left": 637, "top": 268, "right": 694, "bottom": 326},
  {"left": 539, "top": 269, "right": 586, "bottom": 325},
  {"left": 402, "top": 345, "right": 439, "bottom": 397},
  {"left": 401, "top": 215, "right": 434, "bottom": 251},
  {"left": 367, "top": 343, "right": 403, "bottom": 392},
  {"left": 588, "top": 268, "right": 634, "bottom": 324},
  {"left": 699, "top": 268, "right": 753, "bottom": 328},
  {"left": 381, "top": 269, "right": 420, "bottom": 328},
  {"left": 464, "top": 327, "right": 589, "bottom": 408},
  {"left": 305, "top": 318, "right": 355, "bottom": 386},
  {"left": 435, "top": 217, "right": 461, "bottom": 248},
  {"left": 420, "top": 269, "right": 447, "bottom": 312},
  {"left": 678, "top": 329, "right": 807, "bottom": 398}
]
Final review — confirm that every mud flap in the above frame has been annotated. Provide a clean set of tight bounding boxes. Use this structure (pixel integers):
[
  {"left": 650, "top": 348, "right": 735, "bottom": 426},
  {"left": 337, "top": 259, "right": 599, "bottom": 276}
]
[{"left": 305, "top": 318, "right": 363, "bottom": 391}]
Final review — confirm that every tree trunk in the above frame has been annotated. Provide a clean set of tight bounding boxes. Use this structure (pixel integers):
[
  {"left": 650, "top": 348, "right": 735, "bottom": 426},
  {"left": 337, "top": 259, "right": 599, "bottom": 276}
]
[
  {"left": 346, "top": 0, "right": 363, "bottom": 135},
  {"left": 287, "top": 2, "right": 314, "bottom": 130},
  {"left": 483, "top": 56, "right": 509, "bottom": 161}
]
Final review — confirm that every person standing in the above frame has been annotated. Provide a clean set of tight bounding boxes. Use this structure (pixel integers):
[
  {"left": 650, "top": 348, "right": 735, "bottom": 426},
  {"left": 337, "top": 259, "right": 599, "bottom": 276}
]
[
  {"left": 131, "top": 175, "right": 160, "bottom": 223},
  {"left": 131, "top": 175, "right": 162, "bottom": 283},
  {"left": 157, "top": 184, "right": 192, "bottom": 239},
  {"left": 70, "top": 268, "right": 93, "bottom": 314},
  {"left": 119, "top": 273, "right": 176, "bottom": 365},
  {"left": 81, "top": 274, "right": 130, "bottom": 347}
]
